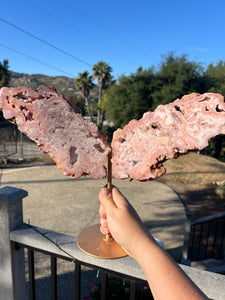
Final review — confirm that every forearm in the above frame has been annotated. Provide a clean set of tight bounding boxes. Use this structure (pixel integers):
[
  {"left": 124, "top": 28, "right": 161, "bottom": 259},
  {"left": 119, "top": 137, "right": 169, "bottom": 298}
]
[{"left": 132, "top": 232, "right": 208, "bottom": 300}]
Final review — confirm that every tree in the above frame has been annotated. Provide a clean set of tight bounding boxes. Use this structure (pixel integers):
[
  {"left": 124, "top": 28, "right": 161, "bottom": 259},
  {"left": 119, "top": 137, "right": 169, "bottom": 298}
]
[
  {"left": 104, "top": 67, "right": 155, "bottom": 128},
  {"left": 0, "top": 59, "right": 10, "bottom": 88},
  {"left": 64, "top": 90, "right": 86, "bottom": 115},
  {"left": 151, "top": 52, "right": 204, "bottom": 109},
  {"left": 92, "top": 61, "right": 113, "bottom": 126},
  {"left": 204, "top": 60, "right": 225, "bottom": 95},
  {"left": 0, "top": 59, "right": 10, "bottom": 122},
  {"left": 74, "top": 71, "right": 93, "bottom": 120},
  {"left": 201, "top": 61, "right": 225, "bottom": 160},
  {"left": 103, "top": 53, "right": 206, "bottom": 129}
]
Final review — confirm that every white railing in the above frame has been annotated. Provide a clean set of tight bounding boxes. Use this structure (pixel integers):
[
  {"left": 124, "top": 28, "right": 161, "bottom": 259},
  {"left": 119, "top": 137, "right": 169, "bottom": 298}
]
[{"left": 1, "top": 186, "right": 225, "bottom": 300}]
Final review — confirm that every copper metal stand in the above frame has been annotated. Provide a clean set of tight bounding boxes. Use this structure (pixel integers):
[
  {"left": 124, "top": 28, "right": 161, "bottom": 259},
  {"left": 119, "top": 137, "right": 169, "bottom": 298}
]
[{"left": 77, "top": 152, "right": 128, "bottom": 259}]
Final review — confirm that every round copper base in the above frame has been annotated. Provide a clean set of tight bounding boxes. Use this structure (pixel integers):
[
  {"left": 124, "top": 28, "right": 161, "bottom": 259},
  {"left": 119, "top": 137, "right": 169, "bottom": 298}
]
[{"left": 77, "top": 224, "right": 128, "bottom": 259}]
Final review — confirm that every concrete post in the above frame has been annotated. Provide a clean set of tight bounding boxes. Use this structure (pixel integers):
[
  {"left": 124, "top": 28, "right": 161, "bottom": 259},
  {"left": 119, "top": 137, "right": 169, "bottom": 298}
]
[
  {"left": 181, "top": 211, "right": 193, "bottom": 265},
  {"left": 0, "top": 186, "right": 28, "bottom": 300}
]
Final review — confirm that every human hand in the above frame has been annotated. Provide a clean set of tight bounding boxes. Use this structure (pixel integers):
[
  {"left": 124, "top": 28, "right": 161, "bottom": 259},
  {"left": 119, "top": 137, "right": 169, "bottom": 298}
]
[
  {"left": 99, "top": 187, "right": 209, "bottom": 300},
  {"left": 99, "top": 186, "right": 150, "bottom": 257}
]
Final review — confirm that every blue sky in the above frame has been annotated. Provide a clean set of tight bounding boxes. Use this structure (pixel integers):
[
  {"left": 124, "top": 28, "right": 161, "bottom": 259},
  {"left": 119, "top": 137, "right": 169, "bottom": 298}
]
[{"left": 1, "top": 0, "right": 225, "bottom": 79}]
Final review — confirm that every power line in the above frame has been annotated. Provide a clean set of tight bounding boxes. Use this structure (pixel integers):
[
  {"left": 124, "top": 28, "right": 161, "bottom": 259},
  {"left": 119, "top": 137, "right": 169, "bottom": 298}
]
[
  {"left": 25, "top": 0, "right": 139, "bottom": 67},
  {"left": 0, "top": 17, "right": 92, "bottom": 68},
  {"left": 0, "top": 43, "right": 75, "bottom": 77},
  {"left": 61, "top": 0, "right": 154, "bottom": 59}
]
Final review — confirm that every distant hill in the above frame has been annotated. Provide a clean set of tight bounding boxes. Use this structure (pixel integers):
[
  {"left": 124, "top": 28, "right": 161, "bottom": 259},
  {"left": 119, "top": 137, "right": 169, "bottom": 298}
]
[
  {"left": 9, "top": 71, "right": 77, "bottom": 95},
  {"left": 9, "top": 71, "right": 98, "bottom": 97}
]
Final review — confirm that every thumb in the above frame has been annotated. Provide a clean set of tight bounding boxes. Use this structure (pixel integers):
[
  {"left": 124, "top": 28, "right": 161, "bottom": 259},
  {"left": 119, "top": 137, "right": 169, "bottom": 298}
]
[
  {"left": 111, "top": 187, "right": 128, "bottom": 208},
  {"left": 98, "top": 187, "right": 116, "bottom": 212}
]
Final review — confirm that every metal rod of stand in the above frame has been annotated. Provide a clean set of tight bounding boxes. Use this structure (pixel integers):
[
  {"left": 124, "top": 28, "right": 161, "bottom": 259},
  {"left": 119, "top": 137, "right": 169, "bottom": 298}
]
[
  {"left": 104, "top": 151, "right": 113, "bottom": 241},
  {"left": 107, "top": 151, "right": 112, "bottom": 190}
]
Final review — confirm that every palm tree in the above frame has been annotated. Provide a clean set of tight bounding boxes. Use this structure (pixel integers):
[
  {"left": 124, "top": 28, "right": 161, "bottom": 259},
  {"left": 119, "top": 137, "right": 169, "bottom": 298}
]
[
  {"left": 74, "top": 71, "right": 93, "bottom": 120},
  {"left": 92, "top": 61, "right": 112, "bottom": 126}
]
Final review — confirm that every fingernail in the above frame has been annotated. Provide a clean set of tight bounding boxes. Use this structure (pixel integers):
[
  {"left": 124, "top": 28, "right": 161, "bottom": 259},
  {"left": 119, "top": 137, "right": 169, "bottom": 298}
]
[{"left": 102, "top": 188, "right": 111, "bottom": 198}]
